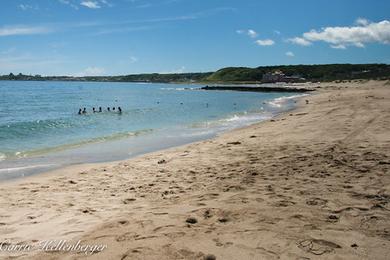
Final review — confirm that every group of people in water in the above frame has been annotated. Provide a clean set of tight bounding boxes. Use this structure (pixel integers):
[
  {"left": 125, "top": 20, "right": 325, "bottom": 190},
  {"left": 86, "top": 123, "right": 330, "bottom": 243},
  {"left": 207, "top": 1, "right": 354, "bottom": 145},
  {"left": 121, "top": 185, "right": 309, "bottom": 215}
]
[{"left": 78, "top": 106, "right": 122, "bottom": 115}]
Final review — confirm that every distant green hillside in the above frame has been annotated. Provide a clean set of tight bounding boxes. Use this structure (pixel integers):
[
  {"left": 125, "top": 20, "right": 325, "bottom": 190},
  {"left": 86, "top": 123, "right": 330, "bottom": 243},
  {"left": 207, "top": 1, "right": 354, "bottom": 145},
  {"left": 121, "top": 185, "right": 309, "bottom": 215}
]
[
  {"left": 205, "top": 64, "right": 390, "bottom": 82},
  {"left": 206, "top": 67, "right": 264, "bottom": 82},
  {"left": 1, "top": 64, "right": 389, "bottom": 83},
  {"left": 0, "top": 72, "right": 213, "bottom": 83}
]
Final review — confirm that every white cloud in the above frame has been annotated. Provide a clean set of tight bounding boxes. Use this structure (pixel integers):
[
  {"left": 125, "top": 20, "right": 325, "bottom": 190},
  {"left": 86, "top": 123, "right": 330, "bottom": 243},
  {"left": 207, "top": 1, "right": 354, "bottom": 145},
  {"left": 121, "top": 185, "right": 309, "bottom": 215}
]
[
  {"left": 0, "top": 26, "right": 52, "bottom": 37},
  {"left": 92, "top": 25, "right": 152, "bottom": 35},
  {"left": 0, "top": 53, "right": 65, "bottom": 74},
  {"left": 285, "top": 51, "right": 294, "bottom": 57},
  {"left": 274, "top": 30, "right": 281, "bottom": 35},
  {"left": 58, "top": 0, "right": 79, "bottom": 9},
  {"left": 247, "top": 29, "right": 258, "bottom": 38},
  {"left": 330, "top": 44, "right": 346, "bottom": 49},
  {"left": 160, "top": 66, "right": 186, "bottom": 74},
  {"left": 287, "top": 37, "right": 312, "bottom": 46},
  {"left": 237, "top": 29, "right": 258, "bottom": 38},
  {"left": 100, "top": 0, "right": 113, "bottom": 7},
  {"left": 18, "top": 4, "right": 37, "bottom": 11},
  {"left": 1, "top": 47, "right": 16, "bottom": 54},
  {"left": 76, "top": 67, "right": 105, "bottom": 76},
  {"left": 80, "top": 1, "right": 101, "bottom": 9},
  {"left": 289, "top": 19, "right": 390, "bottom": 49},
  {"left": 129, "top": 56, "right": 138, "bottom": 63},
  {"left": 255, "top": 39, "right": 274, "bottom": 46},
  {"left": 355, "top": 18, "right": 369, "bottom": 26}
]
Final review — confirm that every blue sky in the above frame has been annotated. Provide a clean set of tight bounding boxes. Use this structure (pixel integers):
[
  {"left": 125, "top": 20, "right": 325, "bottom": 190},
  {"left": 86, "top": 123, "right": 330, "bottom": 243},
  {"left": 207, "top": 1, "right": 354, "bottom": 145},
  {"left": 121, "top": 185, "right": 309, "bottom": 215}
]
[{"left": 0, "top": 0, "right": 389, "bottom": 76}]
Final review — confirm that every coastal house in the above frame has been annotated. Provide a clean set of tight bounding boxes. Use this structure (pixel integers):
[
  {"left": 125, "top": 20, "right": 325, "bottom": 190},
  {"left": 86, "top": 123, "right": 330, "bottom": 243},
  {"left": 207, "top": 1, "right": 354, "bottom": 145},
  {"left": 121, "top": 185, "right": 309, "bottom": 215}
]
[
  {"left": 262, "top": 70, "right": 285, "bottom": 83},
  {"left": 262, "top": 70, "right": 305, "bottom": 83}
]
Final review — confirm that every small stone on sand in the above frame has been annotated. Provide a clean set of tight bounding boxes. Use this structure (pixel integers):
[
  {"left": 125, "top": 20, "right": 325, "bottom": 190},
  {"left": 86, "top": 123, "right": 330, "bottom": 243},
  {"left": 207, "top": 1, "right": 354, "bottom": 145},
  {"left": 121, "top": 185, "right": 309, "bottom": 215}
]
[
  {"left": 204, "top": 254, "right": 216, "bottom": 260},
  {"left": 186, "top": 217, "right": 198, "bottom": 224}
]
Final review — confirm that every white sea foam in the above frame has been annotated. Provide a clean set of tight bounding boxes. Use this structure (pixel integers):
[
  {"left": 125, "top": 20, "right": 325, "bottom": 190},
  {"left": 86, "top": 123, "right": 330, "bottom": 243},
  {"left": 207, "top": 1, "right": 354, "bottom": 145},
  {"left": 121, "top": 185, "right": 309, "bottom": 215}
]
[
  {"left": 160, "top": 87, "right": 199, "bottom": 91},
  {"left": 0, "top": 164, "right": 56, "bottom": 173},
  {"left": 267, "top": 94, "right": 309, "bottom": 108},
  {"left": 0, "top": 153, "right": 6, "bottom": 161}
]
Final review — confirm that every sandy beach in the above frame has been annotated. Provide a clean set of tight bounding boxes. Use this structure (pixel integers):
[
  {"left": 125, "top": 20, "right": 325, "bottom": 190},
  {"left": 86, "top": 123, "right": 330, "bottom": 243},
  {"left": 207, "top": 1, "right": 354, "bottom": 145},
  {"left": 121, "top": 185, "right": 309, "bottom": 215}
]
[{"left": 1, "top": 80, "right": 389, "bottom": 259}]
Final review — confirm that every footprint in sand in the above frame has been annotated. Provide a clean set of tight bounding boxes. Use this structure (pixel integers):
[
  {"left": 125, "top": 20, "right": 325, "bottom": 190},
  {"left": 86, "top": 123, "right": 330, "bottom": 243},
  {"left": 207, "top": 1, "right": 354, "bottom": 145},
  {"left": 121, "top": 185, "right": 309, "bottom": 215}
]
[
  {"left": 306, "top": 198, "right": 328, "bottom": 206},
  {"left": 272, "top": 200, "right": 296, "bottom": 207},
  {"left": 297, "top": 239, "right": 341, "bottom": 255},
  {"left": 116, "top": 232, "right": 137, "bottom": 242}
]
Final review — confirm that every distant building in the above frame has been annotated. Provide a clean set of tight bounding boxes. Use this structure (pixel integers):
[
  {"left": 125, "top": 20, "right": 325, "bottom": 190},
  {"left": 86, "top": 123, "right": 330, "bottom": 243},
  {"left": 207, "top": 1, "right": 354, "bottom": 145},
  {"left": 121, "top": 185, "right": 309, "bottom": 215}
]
[
  {"left": 262, "top": 70, "right": 285, "bottom": 83},
  {"left": 262, "top": 70, "right": 305, "bottom": 83}
]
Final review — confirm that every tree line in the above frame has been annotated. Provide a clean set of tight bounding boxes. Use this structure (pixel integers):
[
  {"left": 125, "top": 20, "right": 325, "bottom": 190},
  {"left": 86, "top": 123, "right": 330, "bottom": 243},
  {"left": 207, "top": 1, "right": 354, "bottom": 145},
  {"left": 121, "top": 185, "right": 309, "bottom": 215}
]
[{"left": 1, "top": 64, "right": 389, "bottom": 83}]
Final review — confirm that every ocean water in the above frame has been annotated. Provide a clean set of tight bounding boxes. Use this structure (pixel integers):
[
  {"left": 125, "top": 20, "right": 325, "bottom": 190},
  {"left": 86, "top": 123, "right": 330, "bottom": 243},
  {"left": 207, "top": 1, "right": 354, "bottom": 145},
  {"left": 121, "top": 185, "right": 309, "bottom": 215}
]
[{"left": 0, "top": 81, "right": 305, "bottom": 180}]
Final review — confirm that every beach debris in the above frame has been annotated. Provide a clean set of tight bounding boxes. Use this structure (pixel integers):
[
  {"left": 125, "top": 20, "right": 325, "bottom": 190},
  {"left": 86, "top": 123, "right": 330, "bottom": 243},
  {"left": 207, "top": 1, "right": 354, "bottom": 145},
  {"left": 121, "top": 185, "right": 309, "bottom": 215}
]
[
  {"left": 204, "top": 254, "right": 216, "bottom": 260},
  {"left": 186, "top": 217, "right": 198, "bottom": 224},
  {"left": 351, "top": 243, "right": 358, "bottom": 248},
  {"left": 203, "top": 209, "right": 212, "bottom": 219},
  {"left": 327, "top": 214, "right": 339, "bottom": 222},
  {"left": 158, "top": 159, "right": 167, "bottom": 164},
  {"left": 218, "top": 217, "right": 228, "bottom": 223},
  {"left": 68, "top": 180, "right": 77, "bottom": 184},
  {"left": 118, "top": 220, "right": 128, "bottom": 225},
  {"left": 305, "top": 100, "right": 309, "bottom": 104},
  {"left": 123, "top": 198, "right": 136, "bottom": 204},
  {"left": 227, "top": 141, "right": 241, "bottom": 145}
]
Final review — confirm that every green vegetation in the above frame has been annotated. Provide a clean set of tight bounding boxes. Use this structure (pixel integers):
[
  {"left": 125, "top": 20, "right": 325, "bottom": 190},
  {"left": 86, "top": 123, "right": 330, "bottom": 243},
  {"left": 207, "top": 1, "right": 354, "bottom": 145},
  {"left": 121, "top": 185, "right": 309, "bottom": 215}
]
[
  {"left": 1, "top": 64, "right": 389, "bottom": 83},
  {"left": 0, "top": 72, "right": 212, "bottom": 83},
  {"left": 205, "top": 64, "right": 390, "bottom": 83},
  {"left": 206, "top": 67, "right": 264, "bottom": 82}
]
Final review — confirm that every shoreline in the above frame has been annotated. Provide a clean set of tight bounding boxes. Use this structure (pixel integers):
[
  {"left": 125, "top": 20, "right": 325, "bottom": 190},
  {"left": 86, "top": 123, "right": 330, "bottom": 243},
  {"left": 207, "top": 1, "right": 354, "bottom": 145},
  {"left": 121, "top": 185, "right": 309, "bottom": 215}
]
[
  {"left": 1, "top": 80, "right": 389, "bottom": 259},
  {"left": 0, "top": 93, "right": 304, "bottom": 185},
  {"left": 0, "top": 91, "right": 303, "bottom": 182},
  {"left": 201, "top": 85, "right": 314, "bottom": 92}
]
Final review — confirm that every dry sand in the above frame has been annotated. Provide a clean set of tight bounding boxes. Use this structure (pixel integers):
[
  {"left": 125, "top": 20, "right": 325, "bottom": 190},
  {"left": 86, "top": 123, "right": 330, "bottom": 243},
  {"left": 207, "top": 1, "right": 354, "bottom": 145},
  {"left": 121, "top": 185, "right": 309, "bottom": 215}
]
[{"left": 0, "top": 80, "right": 389, "bottom": 259}]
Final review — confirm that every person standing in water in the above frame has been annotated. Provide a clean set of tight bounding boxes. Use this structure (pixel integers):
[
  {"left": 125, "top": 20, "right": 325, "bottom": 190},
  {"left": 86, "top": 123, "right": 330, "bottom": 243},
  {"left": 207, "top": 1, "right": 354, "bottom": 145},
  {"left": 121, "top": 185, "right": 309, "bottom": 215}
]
[
  {"left": 118, "top": 107, "right": 122, "bottom": 114},
  {"left": 93, "top": 107, "right": 96, "bottom": 113},
  {"left": 112, "top": 107, "right": 116, "bottom": 111},
  {"left": 99, "top": 107, "right": 102, "bottom": 112},
  {"left": 83, "top": 107, "right": 87, "bottom": 114},
  {"left": 107, "top": 107, "right": 110, "bottom": 112},
  {"left": 78, "top": 108, "right": 82, "bottom": 115}
]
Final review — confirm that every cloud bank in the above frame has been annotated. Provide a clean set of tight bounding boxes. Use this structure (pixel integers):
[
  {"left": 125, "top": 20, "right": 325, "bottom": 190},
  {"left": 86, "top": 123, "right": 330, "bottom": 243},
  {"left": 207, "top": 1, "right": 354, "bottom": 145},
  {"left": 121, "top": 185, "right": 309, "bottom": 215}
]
[
  {"left": 80, "top": 1, "right": 101, "bottom": 9},
  {"left": 288, "top": 19, "right": 390, "bottom": 49},
  {"left": 0, "top": 26, "right": 51, "bottom": 37}
]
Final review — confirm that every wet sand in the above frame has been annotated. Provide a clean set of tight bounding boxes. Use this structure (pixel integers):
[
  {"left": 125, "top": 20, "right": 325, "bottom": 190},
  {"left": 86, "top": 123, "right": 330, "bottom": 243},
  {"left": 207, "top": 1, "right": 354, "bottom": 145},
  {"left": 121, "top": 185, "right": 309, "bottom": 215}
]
[{"left": 0, "top": 80, "right": 389, "bottom": 259}]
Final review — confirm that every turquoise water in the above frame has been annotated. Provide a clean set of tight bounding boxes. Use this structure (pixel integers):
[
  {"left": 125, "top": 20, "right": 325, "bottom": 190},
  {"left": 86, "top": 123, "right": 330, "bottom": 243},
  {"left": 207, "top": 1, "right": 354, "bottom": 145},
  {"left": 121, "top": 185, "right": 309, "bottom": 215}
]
[{"left": 0, "top": 81, "right": 303, "bottom": 179}]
